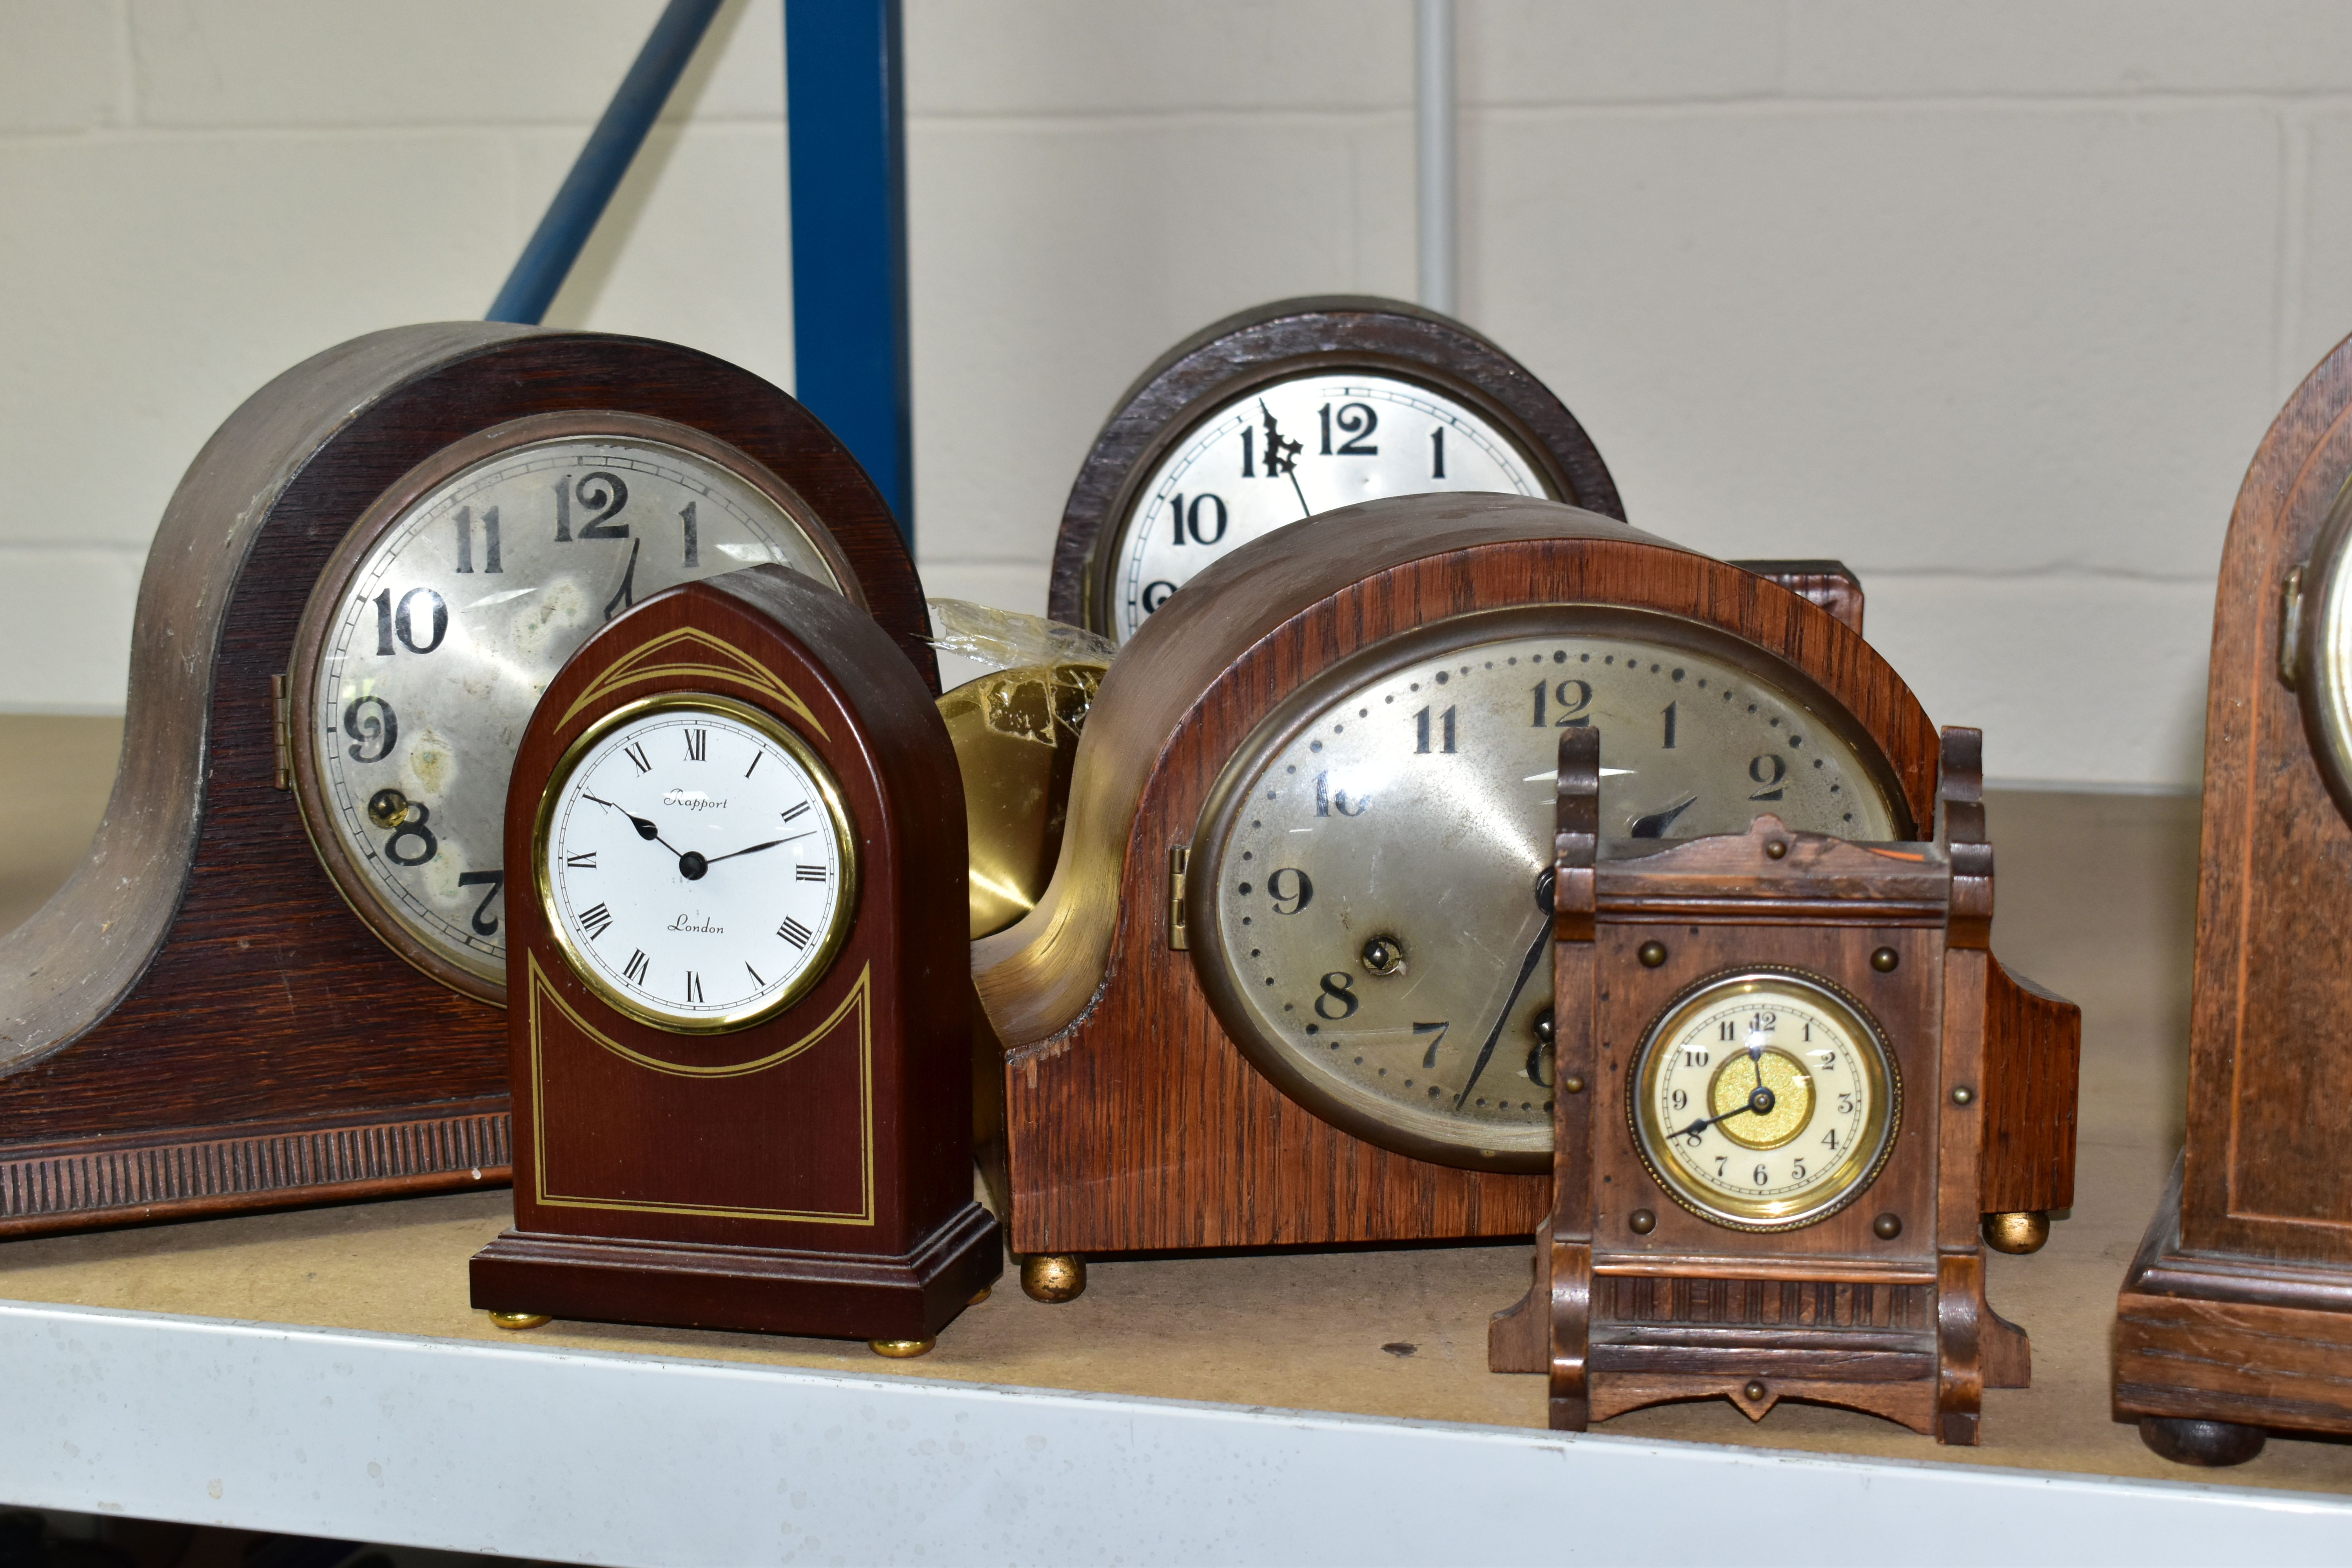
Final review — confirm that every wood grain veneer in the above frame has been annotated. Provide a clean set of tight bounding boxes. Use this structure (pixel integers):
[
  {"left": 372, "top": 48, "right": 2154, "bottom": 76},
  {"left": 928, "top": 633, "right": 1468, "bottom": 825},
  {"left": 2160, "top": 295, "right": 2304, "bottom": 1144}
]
[
  {"left": 0, "top": 325, "right": 930, "bottom": 1238},
  {"left": 977, "top": 494, "right": 2075, "bottom": 1258}
]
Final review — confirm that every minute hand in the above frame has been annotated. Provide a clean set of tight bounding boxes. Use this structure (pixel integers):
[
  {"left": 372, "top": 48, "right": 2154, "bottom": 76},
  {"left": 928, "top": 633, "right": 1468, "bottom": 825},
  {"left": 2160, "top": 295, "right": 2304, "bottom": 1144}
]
[
  {"left": 702, "top": 836, "right": 797, "bottom": 866},
  {"left": 1453, "top": 920, "right": 1551, "bottom": 1111}
]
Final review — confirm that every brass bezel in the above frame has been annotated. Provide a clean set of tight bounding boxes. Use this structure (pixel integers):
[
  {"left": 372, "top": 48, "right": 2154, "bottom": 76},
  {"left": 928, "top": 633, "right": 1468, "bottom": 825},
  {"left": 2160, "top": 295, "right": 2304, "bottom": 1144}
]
[
  {"left": 2296, "top": 470, "right": 2352, "bottom": 827},
  {"left": 287, "top": 409, "right": 861, "bottom": 1007},
  {"left": 533, "top": 691, "right": 860, "bottom": 1035},
  {"left": 1628, "top": 967, "right": 1901, "bottom": 1232},
  {"left": 1186, "top": 604, "right": 1914, "bottom": 1175}
]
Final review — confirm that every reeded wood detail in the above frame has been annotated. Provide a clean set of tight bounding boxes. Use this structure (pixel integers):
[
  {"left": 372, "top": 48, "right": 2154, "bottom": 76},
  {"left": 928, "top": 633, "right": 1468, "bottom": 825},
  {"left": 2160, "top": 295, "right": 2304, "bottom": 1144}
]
[
  {"left": 0, "top": 1109, "right": 510, "bottom": 1236},
  {"left": 1601, "top": 1275, "right": 1935, "bottom": 1333}
]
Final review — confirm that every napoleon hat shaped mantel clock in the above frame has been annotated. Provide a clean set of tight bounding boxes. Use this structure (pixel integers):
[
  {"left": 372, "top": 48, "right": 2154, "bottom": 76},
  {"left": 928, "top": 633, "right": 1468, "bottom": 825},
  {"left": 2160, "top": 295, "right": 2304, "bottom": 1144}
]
[
  {"left": 471, "top": 565, "right": 997, "bottom": 1352},
  {"left": 1489, "top": 726, "right": 2028, "bottom": 1444},
  {"left": 0, "top": 324, "right": 929, "bottom": 1238},
  {"left": 2114, "top": 327, "right": 2352, "bottom": 1465},
  {"left": 975, "top": 494, "right": 2078, "bottom": 1302},
  {"left": 1049, "top": 295, "right": 1867, "bottom": 651}
]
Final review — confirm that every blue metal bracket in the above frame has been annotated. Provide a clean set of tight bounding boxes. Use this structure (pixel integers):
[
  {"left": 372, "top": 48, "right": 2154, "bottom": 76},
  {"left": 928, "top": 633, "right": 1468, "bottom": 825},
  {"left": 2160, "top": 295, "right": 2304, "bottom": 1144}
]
[
  {"left": 785, "top": 0, "right": 914, "bottom": 543},
  {"left": 486, "top": 0, "right": 724, "bottom": 326}
]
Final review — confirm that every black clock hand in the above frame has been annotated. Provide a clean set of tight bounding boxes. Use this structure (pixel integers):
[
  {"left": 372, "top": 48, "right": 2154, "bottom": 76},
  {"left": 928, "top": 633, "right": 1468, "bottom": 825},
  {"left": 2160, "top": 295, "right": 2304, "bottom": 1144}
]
[
  {"left": 1668, "top": 1082, "right": 1780, "bottom": 1143},
  {"left": 1257, "top": 399, "right": 1312, "bottom": 518},
  {"left": 1455, "top": 869, "right": 1561, "bottom": 1111},
  {"left": 1629, "top": 794, "right": 1699, "bottom": 838},
  {"left": 581, "top": 791, "right": 688, "bottom": 858},
  {"left": 702, "top": 837, "right": 789, "bottom": 866},
  {"left": 601, "top": 535, "right": 641, "bottom": 622}
]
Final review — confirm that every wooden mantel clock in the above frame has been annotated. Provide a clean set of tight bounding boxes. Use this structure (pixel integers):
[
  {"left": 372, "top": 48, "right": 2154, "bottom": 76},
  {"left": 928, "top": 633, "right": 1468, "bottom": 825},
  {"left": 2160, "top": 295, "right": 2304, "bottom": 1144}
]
[
  {"left": 1488, "top": 726, "right": 2027, "bottom": 1443},
  {"left": 470, "top": 565, "right": 998, "bottom": 1353},
  {"left": 0, "top": 324, "right": 929, "bottom": 1237},
  {"left": 973, "top": 493, "right": 2078, "bottom": 1303},
  {"left": 1045, "top": 295, "right": 1866, "bottom": 646},
  {"left": 2114, "top": 328, "right": 2352, "bottom": 1465}
]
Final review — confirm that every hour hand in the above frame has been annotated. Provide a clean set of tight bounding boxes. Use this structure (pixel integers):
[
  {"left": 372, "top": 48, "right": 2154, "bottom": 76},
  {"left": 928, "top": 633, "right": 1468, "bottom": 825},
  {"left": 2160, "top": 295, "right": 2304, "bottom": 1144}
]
[
  {"left": 1629, "top": 795, "right": 1698, "bottom": 838},
  {"left": 583, "top": 792, "right": 683, "bottom": 854}
]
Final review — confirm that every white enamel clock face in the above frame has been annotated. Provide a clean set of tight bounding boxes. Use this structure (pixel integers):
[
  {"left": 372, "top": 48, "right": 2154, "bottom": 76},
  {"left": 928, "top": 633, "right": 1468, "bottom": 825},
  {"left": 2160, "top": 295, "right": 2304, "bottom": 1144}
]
[
  {"left": 297, "top": 418, "right": 849, "bottom": 998},
  {"left": 538, "top": 698, "right": 855, "bottom": 1031},
  {"left": 1105, "top": 372, "right": 1549, "bottom": 643},
  {"left": 1192, "top": 610, "right": 1903, "bottom": 1170},
  {"left": 1631, "top": 973, "right": 1899, "bottom": 1230}
]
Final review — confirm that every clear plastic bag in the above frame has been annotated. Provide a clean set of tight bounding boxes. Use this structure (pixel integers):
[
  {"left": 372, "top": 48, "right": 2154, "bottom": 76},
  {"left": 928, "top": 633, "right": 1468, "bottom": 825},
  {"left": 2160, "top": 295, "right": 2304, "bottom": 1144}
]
[{"left": 926, "top": 598, "right": 1114, "bottom": 675}]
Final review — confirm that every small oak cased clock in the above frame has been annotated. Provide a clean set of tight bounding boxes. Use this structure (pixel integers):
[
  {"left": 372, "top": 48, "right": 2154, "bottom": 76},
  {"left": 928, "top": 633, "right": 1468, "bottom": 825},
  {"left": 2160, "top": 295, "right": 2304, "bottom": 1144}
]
[
  {"left": 1048, "top": 296, "right": 1867, "bottom": 646},
  {"left": 974, "top": 494, "right": 2078, "bottom": 1303},
  {"left": 470, "top": 565, "right": 998, "bottom": 1352},
  {"left": 2114, "top": 327, "right": 2352, "bottom": 1465},
  {"left": 1488, "top": 726, "right": 2029, "bottom": 1444},
  {"left": 0, "top": 325, "right": 929, "bottom": 1237}
]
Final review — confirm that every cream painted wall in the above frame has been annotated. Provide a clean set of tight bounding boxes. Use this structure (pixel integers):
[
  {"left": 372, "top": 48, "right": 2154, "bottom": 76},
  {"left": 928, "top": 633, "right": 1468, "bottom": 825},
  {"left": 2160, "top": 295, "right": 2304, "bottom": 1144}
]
[{"left": 0, "top": 1, "right": 2341, "bottom": 786}]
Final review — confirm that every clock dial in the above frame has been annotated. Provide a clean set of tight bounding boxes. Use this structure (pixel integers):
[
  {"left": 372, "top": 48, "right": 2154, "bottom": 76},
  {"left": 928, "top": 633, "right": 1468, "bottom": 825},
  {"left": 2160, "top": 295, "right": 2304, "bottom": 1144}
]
[
  {"left": 1630, "top": 971, "right": 1900, "bottom": 1230},
  {"left": 294, "top": 414, "right": 853, "bottom": 1001},
  {"left": 1105, "top": 373, "right": 1550, "bottom": 643},
  {"left": 537, "top": 696, "right": 856, "bottom": 1031},
  {"left": 1191, "top": 608, "right": 1904, "bottom": 1170}
]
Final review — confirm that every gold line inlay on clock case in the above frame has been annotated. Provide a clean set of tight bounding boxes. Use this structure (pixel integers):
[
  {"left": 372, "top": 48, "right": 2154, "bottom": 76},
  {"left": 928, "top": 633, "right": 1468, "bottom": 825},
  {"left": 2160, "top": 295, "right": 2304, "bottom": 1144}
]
[
  {"left": 527, "top": 953, "right": 876, "bottom": 1225},
  {"left": 557, "top": 627, "right": 828, "bottom": 739}
]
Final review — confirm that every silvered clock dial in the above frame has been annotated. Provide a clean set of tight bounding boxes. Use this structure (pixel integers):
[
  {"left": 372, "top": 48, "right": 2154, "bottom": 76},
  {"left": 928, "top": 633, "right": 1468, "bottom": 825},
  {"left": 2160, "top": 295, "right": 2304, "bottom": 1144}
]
[
  {"left": 1103, "top": 372, "right": 1550, "bottom": 643},
  {"left": 289, "top": 410, "right": 857, "bottom": 1004},
  {"left": 1187, "top": 606, "right": 1904, "bottom": 1171}
]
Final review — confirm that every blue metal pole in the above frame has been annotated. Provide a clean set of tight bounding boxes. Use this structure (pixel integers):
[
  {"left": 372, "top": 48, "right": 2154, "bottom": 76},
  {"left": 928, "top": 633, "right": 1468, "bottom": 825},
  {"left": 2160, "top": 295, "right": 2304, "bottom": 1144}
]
[
  {"left": 486, "top": 0, "right": 725, "bottom": 325},
  {"left": 785, "top": 0, "right": 913, "bottom": 543}
]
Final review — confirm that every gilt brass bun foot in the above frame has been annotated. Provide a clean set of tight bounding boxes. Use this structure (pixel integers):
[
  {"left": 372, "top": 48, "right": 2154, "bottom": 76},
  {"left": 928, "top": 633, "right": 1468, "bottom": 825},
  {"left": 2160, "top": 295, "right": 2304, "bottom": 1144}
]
[
  {"left": 1020, "top": 1252, "right": 1087, "bottom": 1303},
  {"left": 869, "top": 1338, "right": 935, "bottom": 1358},
  {"left": 969, "top": 1284, "right": 993, "bottom": 1305},
  {"left": 487, "top": 1311, "right": 551, "bottom": 1331},
  {"left": 2139, "top": 1416, "right": 2267, "bottom": 1467},
  {"left": 1981, "top": 1210, "right": 2051, "bottom": 1254}
]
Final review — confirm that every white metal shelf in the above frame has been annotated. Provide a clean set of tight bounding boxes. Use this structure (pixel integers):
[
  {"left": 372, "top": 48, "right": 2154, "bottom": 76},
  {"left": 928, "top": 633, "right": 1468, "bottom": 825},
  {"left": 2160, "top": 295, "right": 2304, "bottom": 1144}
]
[{"left": 3, "top": 1299, "right": 2347, "bottom": 1566}]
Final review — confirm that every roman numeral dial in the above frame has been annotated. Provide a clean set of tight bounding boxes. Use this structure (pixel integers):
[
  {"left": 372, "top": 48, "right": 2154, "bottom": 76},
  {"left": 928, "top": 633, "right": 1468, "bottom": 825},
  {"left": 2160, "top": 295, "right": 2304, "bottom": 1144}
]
[{"left": 539, "top": 695, "right": 857, "bottom": 1031}]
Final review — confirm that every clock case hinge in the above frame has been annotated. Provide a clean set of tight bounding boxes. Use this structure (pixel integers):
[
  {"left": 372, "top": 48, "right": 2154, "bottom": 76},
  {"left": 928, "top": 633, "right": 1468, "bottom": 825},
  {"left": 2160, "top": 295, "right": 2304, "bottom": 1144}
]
[
  {"left": 270, "top": 673, "right": 292, "bottom": 790},
  {"left": 1167, "top": 845, "right": 1189, "bottom": 950}
]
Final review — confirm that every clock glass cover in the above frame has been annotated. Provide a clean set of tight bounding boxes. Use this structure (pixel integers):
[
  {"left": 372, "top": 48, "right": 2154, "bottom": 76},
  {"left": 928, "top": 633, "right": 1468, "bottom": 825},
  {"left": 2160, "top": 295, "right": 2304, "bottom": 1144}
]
[
  {"left": 1105, "top": 372, "right": 1550, "bottom": 643},
  {"left": 1629, "top": 971, "right": 1900, "bottom": 1230},
  {"left": 1189, "top": 606, "right": 1904, "bottom": 1171},
  {"left": 537, "top": 695, "right": 856, "bottom": 1032},
  {"left": 292, "top": 413, "right": 853, "bottom": 1002}
]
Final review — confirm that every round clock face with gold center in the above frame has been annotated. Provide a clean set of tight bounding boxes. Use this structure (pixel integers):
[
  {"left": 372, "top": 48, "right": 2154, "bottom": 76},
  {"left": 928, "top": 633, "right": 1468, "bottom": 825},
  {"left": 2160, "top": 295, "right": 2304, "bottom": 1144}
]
[
  {"left": 1630, "top": 970, "right": 1900, "bottom": 1230},
  {"left": 289, "top": 411, "right": 856, "bottom": 1004},
  {"left": 1187, "top": 605, "right": 1906, "bottom": 1172}
]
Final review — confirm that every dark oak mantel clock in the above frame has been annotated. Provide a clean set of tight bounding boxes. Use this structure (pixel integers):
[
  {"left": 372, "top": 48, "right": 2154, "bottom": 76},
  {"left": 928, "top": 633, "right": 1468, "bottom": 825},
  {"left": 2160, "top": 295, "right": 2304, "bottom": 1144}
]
[
  {"left": 0, "top": 324, "right": 929, "bottom": 1238},
  {"left": 973, "top": 494, "right": 2078, "bottom": 1303},
  {"left": 2115, "top": 328, "right": 2352, "bottom": 1465},
  {"left": 1045, "top": 295, "right": 1867, "bottom": 647},
  {"left": 470, "top": 566, "right": 996, "bottom": 1354},
  {"left": 1488, "top": 727, "right": 2028, "bottom": 1443}
]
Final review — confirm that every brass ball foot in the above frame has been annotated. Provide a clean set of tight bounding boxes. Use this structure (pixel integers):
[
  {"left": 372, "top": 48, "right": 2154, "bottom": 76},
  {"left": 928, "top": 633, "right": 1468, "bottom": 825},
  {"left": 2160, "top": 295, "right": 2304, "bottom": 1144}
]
[
  {"left": 2139, "top": 1416, "right": 2267, "bottom": 1467},
  {"left": 487, "top": 1311, "right": 551, "bottom": 1331},
  {"left": 1020, "top": 1252, "right": 1087, "bottom": 1303},
  {"left": 869, "top": 1337, "right": 935, "bottom": 1358},
  {"left": 1981, "top": 1210, "right": 2051, "bottom": 1254},
  {"left": 969, "top": 1284, "right": 993, "bottom": 1305}
]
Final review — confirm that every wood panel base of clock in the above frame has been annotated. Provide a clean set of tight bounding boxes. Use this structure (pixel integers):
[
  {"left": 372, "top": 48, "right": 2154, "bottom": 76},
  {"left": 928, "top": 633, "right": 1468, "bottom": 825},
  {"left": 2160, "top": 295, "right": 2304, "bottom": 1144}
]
[
  {"left": 0, "top": 1101, "right": 511, "bottom": 1240},
  {"left": 2114, "top": 1157, "right": 2352, "bottom": 1457},
  {"left": 468, "top": 1200, "right": 1003, "bottom": 1345},
  {"left": 1487, "top": 1240, "right": 2030, "bottom": 1443}
]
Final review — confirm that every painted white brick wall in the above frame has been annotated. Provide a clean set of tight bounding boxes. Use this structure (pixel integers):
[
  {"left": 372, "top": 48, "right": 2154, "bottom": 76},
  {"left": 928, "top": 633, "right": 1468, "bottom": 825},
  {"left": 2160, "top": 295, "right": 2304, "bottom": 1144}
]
[{"left": 0, "top": 0, "right": 2332, "bottom": 787}]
